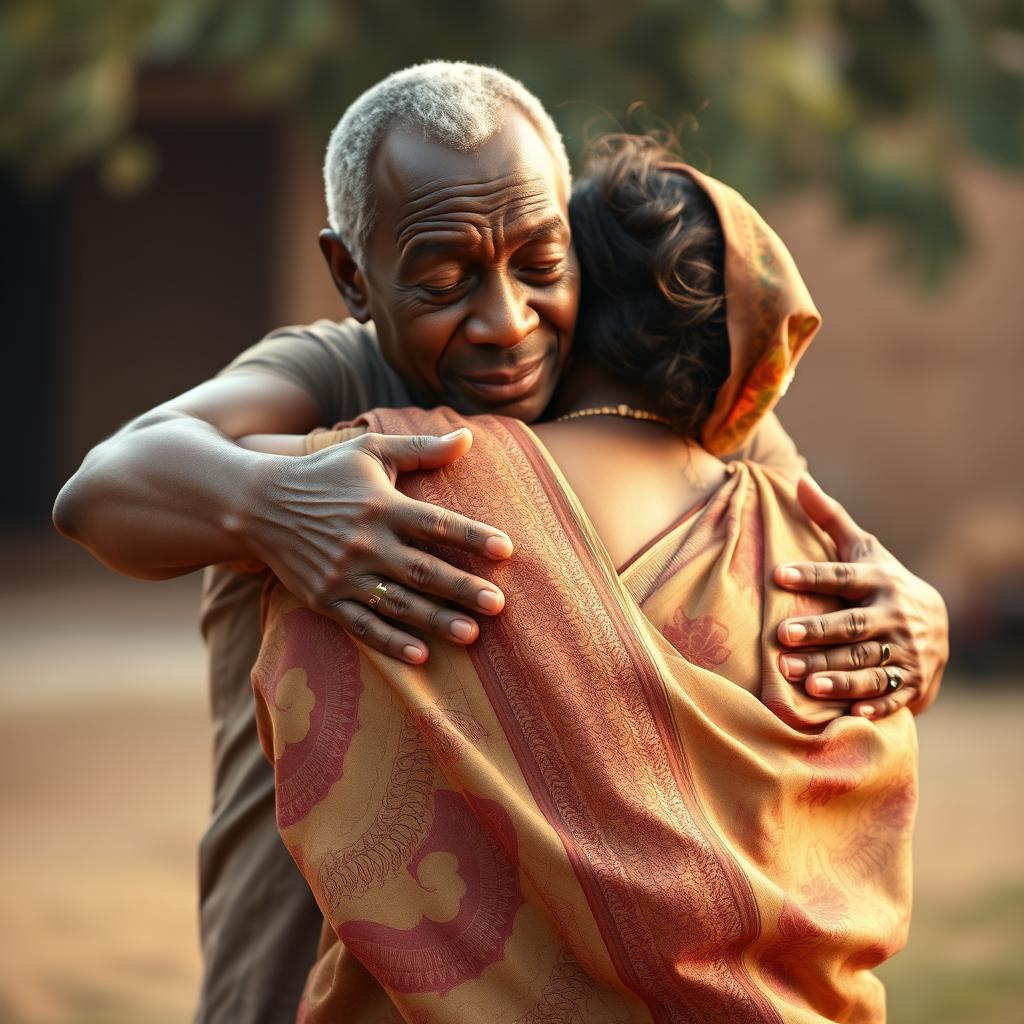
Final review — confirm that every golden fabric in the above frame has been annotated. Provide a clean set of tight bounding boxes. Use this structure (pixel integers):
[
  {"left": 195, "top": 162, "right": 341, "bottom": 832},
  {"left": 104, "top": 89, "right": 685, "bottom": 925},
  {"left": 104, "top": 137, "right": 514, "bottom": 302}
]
[
  {"left": 659, "top": 163, "right": 822, "bottom": 459},
  {"left": 252, "top": 406, "right": 916, "bottom": 1024}
]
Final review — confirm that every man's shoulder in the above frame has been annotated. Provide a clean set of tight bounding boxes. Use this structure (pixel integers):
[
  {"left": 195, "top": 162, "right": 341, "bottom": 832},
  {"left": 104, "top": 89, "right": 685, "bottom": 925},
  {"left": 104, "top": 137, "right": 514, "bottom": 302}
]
[
  {"left": 223, "top": 317, "right": 385, "bottom": 375},
  {"left": 222, "top": 317, "right": 409, "bottom": 422},
  {"left": 260, "top": 317, "right": 383, "bottom": 362}
]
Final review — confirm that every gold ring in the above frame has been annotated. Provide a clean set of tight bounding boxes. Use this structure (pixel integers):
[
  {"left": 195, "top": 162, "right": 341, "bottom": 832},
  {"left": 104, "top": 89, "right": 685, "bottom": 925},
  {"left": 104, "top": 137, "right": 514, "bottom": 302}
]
[
  {"left": 879, "top": 642, "right": 892, "bottom": 666},
  {"left": 367, "top": 582, "right": 388, "bottom": 609},
  {"left": 885, "top": 667, "right": 902, "bottom": 693}
]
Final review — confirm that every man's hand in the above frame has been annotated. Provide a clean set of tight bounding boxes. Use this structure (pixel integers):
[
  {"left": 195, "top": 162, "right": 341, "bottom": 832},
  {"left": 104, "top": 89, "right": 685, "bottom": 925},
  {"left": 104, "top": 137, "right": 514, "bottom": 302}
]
[
  {"left": 773, "top": 475, "right": 948, "bottom": 718},
  {"left": 240, "top": 427, "right": 513, "bottom": 666}
]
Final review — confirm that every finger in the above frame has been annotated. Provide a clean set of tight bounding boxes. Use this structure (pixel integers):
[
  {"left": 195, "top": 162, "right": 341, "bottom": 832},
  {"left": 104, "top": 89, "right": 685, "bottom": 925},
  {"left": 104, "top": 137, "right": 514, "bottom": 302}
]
[
  {"left": 778, "top": 606, "right": 882, "bottom": 648},
  {"left": 803, "top": 667, "right": 900, "bottom": 700},
  {"left": 795, "top": 475, "right": 877, "bottom": 562},
  {"left": 396, "top": 495, "right": 513, "bottom": 559},
  {"left": 773, "top": 561, "right": 882, "bottom": 601},
  {"left": 779, "top": 640, "right": 896, "bottom": 681},
  {"left": 360, "top": 429, "right": 473, "bottom": 480},
  {"left": 359, "top": 578, "right": 480, "bottom": 645},
  {"left": 851, "top": 686, "right": 918, "bottom": 720},
  {"left": 327, "top": 599, "right": 428, "bottom": 665},
  {"left": 396, "top": 547, "right": 505, "bottom": 615}
]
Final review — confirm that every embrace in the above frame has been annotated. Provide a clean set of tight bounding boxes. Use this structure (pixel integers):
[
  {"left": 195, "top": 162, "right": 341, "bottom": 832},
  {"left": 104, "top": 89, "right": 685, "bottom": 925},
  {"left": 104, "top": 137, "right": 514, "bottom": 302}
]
[{"left": 55, "top": 62, "right": 948, "bottom": 1023}]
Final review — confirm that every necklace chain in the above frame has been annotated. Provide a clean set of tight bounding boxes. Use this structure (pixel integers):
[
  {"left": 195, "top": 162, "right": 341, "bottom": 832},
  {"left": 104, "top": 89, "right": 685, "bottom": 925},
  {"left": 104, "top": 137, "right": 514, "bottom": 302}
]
[{"left": 553, "top": 403, "right": 672, "bottom": 426}]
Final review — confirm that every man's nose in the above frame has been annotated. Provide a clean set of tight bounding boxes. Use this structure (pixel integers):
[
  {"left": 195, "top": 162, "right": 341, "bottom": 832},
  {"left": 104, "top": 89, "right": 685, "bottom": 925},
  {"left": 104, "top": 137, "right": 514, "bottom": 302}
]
[{"left": 463, "top": 273, "right": 540, "bottom": 347}]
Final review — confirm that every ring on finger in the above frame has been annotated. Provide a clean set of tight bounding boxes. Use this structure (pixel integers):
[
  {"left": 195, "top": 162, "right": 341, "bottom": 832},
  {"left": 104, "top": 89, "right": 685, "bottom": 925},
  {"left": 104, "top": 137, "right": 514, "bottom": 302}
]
[
  {"left": 367, "top": 582, "right": 388, "bottom": 610},
  {"left": 879, "top": 642, "right": 892, "bottom": 667},
  {"left": 885, "top": 667, "right": 902, "bottom": 692}
]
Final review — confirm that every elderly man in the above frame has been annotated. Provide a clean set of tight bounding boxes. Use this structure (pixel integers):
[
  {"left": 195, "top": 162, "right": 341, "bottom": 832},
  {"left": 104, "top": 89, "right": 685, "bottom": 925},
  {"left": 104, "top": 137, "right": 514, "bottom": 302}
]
[{"left": 54, "top": 62, "right": 947, "bottom": 1024}]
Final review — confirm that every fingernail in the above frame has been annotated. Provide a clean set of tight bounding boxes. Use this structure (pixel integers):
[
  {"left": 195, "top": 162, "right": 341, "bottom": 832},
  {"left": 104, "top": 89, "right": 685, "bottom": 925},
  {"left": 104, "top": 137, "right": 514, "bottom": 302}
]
[
  {"left": 785, "top": 622, "right": 807, "bottom": 643},
  {"left": 778, "top": 567, "right": 801, "bottom": 586},
  {"left": 441, "top": 429, "right": 467, "bottom": 440},
  {"left": 780, "top": 655, "right": 807, "bottom": 679},
  {"left": 449, "top": 618, "right": 476, "bottom": 642},
  {"left": 403, "top": 645, "right": 426, "bottom": 664},
  {"left": 859, "top": 705, "right": 876, "bottom": 718},
  {"left": 485, "top": 535, "right": 513, "bottom": 558},
  {"left": 814, "top": 676, "right": 834, "bottom": 694},
  {"left": 477, "top": 589, "right": 503, "bottom": 613}
]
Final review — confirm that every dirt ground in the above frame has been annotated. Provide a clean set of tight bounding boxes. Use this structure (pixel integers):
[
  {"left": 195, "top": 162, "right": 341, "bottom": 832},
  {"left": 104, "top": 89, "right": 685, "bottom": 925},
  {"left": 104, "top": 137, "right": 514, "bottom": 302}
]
[{"left": 1, "top": 537, "right": 1021, "bottom": 1023}]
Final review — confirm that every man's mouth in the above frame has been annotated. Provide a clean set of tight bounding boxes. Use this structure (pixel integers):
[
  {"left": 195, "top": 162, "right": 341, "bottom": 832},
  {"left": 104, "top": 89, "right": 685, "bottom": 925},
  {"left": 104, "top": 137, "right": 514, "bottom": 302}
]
[{"left": 452, "top": 358, "right": 548, "bottom": 405}]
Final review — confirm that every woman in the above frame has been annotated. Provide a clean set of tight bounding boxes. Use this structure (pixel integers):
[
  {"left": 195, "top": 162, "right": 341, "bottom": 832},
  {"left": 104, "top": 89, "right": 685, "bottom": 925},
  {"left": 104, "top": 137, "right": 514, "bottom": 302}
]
[{"left": 249, "top": 136, "right": 917, "bottom": 1023}]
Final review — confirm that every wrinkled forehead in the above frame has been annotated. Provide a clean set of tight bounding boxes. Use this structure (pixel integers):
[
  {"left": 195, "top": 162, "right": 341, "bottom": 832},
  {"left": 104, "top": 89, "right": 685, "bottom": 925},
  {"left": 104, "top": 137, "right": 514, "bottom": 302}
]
[{"left": 368, "top": 107, "right": 569, "bottom": 249}]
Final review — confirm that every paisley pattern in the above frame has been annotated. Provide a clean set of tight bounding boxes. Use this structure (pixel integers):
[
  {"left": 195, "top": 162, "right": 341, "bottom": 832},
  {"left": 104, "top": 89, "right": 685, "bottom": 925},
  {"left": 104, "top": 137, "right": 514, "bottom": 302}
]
[
  {"left": 799, "top": 732, "right": 871, "bottom": 807},
  {"left": 662, "top": 609, "right": 732, "bottom": 668}
]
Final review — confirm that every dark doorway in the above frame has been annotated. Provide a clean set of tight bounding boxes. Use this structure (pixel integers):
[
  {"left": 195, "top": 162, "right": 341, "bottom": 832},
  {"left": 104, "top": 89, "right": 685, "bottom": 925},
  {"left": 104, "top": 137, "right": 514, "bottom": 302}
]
[{"left": 54, "top": 116, "right": 279, "bottom": 507}]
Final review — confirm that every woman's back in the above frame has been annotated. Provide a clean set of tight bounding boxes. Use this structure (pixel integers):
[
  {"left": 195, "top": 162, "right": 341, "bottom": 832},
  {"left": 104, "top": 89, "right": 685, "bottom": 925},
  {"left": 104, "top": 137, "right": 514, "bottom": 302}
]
[
  {"left": 532, "top": 416, "right": 727, "bottom": 572},
  {"left": 254, "top": 406, "right": 916, "bottom": 1024}
]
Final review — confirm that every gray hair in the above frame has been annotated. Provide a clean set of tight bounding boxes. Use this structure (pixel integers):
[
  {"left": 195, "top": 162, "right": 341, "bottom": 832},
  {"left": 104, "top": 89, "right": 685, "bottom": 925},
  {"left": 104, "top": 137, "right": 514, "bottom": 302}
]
[{"left": 323, "top": 61, "right": 571, "bottom": 263}]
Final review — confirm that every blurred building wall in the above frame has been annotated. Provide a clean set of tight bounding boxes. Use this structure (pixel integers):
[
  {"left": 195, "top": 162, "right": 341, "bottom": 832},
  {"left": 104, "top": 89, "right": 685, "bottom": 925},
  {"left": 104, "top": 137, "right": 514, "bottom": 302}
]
[{"left": 764, "top": 162, "right": 1023, "bottom": 606}]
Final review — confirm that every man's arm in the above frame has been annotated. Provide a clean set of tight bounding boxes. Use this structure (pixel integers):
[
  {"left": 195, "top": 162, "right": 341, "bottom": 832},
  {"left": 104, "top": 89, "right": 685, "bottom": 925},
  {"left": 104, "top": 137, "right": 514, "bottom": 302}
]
[
  {"left": 53, "top": 374, "right": 321, "bottom": 578},
  {"left": 732, "top": 415, "right": 948, "bottom": 718},
  {"left": 53, "top": 372, "right": 513, "bottom": 664}
]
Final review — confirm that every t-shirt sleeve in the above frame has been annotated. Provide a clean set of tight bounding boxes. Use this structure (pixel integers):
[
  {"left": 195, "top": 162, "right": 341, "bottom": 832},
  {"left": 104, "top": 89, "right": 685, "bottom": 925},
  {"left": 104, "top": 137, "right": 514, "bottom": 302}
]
[
  {"left": 722, "top": 411, "right": 807, "bottom": 481},
  {"left": 219, "top": 319, "right": 409, "bottom": 424}
]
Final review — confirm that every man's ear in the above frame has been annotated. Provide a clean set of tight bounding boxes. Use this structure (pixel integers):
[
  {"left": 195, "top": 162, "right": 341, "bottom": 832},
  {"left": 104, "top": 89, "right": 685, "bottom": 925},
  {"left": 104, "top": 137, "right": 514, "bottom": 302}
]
[{"left": 319, "top": 229, "right": 371, "bottom": 322}]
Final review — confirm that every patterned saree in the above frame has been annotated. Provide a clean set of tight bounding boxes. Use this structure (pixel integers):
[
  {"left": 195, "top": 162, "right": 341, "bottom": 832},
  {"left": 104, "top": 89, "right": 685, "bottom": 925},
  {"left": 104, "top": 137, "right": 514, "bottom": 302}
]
[{"left": 252, "top": 405, "right": 917, "bottom": 1024}]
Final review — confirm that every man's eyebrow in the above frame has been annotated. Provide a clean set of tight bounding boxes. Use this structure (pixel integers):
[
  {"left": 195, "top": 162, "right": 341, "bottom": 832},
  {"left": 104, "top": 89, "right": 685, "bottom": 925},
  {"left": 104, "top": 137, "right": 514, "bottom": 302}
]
[
  {"left": 398, "top": 233, "right": 476, "bottom": 269},
  {"left": 398, "top": 215, "right": 569, "bottom": 271},
  {"left": 514, "top": 215, "right": 570, "bottom": 245}
]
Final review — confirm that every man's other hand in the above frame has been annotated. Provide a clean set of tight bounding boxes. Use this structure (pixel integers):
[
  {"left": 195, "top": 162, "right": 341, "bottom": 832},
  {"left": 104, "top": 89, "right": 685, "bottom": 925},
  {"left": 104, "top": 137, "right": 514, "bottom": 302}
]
[
  {"left": 773, "top": 475, "right": 949, "bottom": 719},
  {"left": 240, "top": 427, "right": 513, "bottom": 665}
]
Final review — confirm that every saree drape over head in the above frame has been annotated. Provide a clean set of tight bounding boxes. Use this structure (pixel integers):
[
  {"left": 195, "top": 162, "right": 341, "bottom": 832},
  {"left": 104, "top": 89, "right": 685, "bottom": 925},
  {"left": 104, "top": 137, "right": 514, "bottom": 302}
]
[{"left": 252, "top": 407, "right": 916, "bottom": 1024}]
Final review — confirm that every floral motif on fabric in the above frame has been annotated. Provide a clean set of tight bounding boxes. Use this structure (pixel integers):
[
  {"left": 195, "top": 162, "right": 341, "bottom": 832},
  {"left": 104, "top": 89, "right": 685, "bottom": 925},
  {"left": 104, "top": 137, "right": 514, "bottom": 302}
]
[
  {"left": 798, "top": 733, "right": 870, "bottom": 806},
  {"left": 831, "top": 776, "right": 917, "bottom": 888},
  {"left": 759, "top": 890, "right": 849, "bottom": 1020},
  {"left": 662, "top": 608, "right": 733, "bottom": 668}
]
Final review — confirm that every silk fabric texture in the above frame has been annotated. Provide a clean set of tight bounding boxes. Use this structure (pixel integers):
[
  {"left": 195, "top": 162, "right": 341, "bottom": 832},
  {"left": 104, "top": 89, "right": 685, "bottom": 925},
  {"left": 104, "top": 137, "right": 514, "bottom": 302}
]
[
  {"left": 252, "top": 405, "right": 916, "bottom": 1024},
  {"left": 663, "top": 163, "right": 822, "bottom": 458}
]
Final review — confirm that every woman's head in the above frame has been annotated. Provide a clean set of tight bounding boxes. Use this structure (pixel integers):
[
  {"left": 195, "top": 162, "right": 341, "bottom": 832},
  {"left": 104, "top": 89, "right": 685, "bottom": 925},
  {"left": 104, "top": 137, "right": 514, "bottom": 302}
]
[
  {"left": 570, "top": 133, "right": 821, "bottom": 455},
  {"left": 569, "top": 134, "right": 730, "bottom": 442}
]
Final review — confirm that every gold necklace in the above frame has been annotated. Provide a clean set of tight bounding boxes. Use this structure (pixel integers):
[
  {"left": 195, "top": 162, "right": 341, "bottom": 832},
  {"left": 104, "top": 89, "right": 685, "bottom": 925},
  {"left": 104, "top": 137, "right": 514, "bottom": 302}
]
[{"left": 553, "top": 403, "right": 672, "bottom": 426}]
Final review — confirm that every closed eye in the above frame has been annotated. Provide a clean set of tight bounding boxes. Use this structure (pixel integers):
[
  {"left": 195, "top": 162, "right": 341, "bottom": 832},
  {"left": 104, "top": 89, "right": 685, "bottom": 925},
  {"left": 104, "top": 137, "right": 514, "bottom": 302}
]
[
  {"left": 520, "top": 260, "right": 566, "bottom": 281},
  {"left": 421, "top": 278, "right": 470, "bottom": 297}
]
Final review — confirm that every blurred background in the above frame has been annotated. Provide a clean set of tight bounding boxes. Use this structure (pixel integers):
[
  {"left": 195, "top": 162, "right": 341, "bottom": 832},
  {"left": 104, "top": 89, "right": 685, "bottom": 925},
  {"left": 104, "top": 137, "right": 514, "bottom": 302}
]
[{"left": 1, "top": 2, "right": 1021, "bottom": 1022}]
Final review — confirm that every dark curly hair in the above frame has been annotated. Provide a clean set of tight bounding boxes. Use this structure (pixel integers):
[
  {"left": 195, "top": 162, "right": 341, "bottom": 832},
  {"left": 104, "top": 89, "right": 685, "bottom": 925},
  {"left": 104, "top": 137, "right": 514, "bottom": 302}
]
[{"left": 569, "top": 134, "right": 730, "bottom": 441}]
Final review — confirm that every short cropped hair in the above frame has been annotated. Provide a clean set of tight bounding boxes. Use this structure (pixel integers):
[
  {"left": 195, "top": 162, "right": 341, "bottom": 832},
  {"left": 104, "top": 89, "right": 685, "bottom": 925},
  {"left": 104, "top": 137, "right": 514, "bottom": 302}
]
[{"left": 324, "top": 61, "right": 571, "bottom": 263}]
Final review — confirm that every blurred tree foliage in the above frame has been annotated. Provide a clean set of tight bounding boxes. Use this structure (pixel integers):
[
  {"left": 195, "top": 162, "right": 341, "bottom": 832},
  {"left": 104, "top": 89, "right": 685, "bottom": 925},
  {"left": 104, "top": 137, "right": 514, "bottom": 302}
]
[{"left": 2, "top": 0, "right": 1022, "bottom": 285}]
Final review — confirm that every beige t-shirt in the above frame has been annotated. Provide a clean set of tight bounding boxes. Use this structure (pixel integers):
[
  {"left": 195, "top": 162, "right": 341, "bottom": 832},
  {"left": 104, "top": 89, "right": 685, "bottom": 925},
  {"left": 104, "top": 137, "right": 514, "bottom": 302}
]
[{"left": 200, "top": 314, "right": 806, "bottom": 724}]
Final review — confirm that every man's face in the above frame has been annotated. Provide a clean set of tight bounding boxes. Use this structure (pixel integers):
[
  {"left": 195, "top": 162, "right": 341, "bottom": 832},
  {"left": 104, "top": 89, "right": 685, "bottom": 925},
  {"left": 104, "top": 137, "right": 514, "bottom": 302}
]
[{"left": 355, "top": 109, "right": 579, "bottom": 421}]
